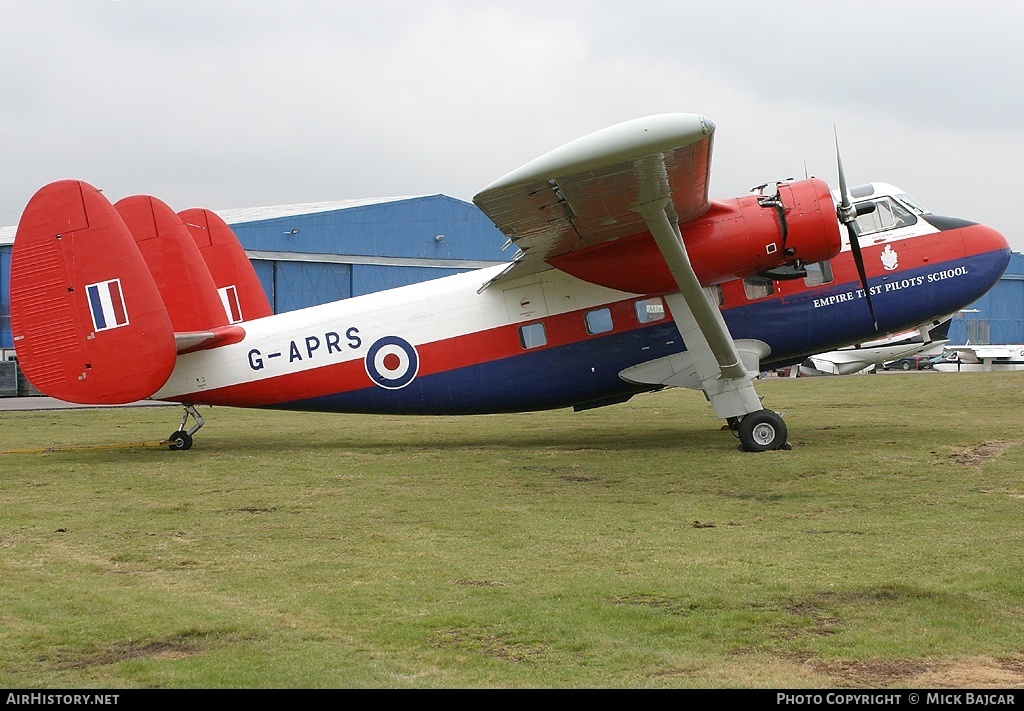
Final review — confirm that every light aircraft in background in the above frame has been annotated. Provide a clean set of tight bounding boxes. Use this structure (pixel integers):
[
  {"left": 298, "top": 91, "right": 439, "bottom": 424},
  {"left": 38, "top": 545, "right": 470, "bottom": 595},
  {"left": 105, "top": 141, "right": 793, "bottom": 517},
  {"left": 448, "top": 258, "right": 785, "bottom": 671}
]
[
  {"left": 933, "top": 344, "right": 1024, "bottom": 371},
  {"left": 799, "top": 317, "right": 951, "bottom": 376},
  {"left": 8, "top": 114, "right": 1011, "bottom": 451}
]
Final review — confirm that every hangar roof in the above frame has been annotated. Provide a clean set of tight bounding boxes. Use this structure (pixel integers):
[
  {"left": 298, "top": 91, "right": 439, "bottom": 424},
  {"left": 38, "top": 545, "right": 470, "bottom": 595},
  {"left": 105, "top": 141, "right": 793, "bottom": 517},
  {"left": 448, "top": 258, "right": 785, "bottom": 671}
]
[
  {"left": 215, "top": 196, "right": 421, "bottom": 225},
  {"left": 0, "top": 195, "right": 437, "bottom": 246}
]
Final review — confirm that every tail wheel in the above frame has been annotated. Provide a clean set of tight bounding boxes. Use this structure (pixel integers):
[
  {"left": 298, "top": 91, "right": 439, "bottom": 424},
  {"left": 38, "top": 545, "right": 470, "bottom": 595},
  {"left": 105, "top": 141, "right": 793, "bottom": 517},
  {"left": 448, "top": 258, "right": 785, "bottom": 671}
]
[
  {"left": 167, "top": 430, "right": 193, "bottom": 451},
  {"left": 737, "top": 410, "right": 788, "bottom": 452}
]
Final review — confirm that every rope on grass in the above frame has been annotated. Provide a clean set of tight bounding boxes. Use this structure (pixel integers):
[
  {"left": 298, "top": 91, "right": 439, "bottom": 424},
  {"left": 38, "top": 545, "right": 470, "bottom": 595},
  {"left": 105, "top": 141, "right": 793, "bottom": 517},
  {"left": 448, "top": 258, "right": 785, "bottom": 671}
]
[{"left": 1, "top": 439, "right": 172, "bottom": 454}]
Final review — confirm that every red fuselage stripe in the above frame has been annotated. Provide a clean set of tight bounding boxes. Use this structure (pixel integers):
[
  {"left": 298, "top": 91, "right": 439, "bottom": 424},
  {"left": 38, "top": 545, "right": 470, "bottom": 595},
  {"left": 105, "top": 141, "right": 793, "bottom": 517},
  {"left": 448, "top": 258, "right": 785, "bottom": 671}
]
[
  {"left": 178, "top": 298, "right": 658, "bottom": 407},
  {"left": 173, "top": 222, "right": 1004, "bottom": 408}
]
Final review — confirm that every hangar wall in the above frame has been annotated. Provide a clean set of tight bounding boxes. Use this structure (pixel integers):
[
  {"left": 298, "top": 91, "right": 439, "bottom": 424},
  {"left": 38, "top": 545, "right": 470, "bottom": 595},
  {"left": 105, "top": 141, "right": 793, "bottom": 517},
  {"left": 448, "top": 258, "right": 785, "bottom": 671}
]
[
  {"left": 0, "top": 194, "right": 510, "bottom": 351},
  {"left": 948, "top": 251, "right": 1024, "bottom": 344},
  {"left": 0, "top": 244, "right": 9, "bottom": 349},
  {"left": 0, "top": 195, "right": 509, "bottom": 394},
  {"left": 220, "top": 194, "right": 508, "bottom": 312}
]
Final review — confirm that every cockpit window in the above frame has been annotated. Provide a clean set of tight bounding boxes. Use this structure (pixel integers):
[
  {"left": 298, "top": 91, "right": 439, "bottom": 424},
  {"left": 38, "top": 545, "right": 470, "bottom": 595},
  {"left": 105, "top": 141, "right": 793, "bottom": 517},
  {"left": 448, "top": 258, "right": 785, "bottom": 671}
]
[
  {"left": 895, "top": 193, "right": 929, "bottom": 215},
  {"left": 853, "top": 197, "right": 918, "bottom": 236}
]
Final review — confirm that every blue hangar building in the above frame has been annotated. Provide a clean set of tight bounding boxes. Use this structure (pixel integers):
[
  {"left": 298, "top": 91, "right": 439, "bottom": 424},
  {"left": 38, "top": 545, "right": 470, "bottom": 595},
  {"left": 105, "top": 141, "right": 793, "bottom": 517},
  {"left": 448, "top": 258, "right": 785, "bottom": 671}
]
[
  {"left": 0, "top": 194, "right": 508, "bottom": 394},
  {"left": 214, "top": 195, "right": 508, "bottom": 314},
  {"left": 0, "top": 193, "right": 509, "bottom": 354}
]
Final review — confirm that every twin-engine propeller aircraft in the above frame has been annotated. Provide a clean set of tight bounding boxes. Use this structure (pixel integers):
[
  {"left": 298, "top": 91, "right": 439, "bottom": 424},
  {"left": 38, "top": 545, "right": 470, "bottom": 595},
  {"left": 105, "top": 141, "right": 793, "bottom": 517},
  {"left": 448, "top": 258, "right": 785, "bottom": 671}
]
[{"left": 8, "top": 114, "right": 1011, "bottom": 451}]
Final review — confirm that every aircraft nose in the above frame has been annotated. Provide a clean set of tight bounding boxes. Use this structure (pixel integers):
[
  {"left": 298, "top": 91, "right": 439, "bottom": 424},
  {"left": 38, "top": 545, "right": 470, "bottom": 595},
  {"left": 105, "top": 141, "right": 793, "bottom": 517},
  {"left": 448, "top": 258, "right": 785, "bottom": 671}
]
[
  {"left": 974, "top": 223, "right": 1011, "bottom": 255},
  {"left": 962, "top": 221, "right": 1011, "bottom": 286}
]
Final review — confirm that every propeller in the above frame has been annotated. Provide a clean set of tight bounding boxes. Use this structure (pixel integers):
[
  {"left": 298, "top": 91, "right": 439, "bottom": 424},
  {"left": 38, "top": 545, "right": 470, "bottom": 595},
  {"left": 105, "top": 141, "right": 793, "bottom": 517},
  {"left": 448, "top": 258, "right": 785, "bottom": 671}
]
[{"left": 834, "top": 129, "right": 879, "bottom": 331}]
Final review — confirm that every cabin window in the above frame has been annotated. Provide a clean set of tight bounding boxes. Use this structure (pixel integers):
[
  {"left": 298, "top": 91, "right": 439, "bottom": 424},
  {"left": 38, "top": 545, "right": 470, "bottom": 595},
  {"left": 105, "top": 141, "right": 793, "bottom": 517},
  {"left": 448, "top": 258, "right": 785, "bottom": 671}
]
[
  {"left": 518, "top": 322, "right": 547, "bottom": 349},
  {"left": 710, "top": 285, "right": 724, "bottom": 307},
  {"left": 854, "top": 197, "right": 918, "bottom": 236},
  {"left": 585, "top": 308, "right": 613, "bottom": 335},
  {"left": 743, "top": 276, "right": 775, "bottom": 300},
  {"left": 635, "top": 297, "right": 666, "bottom": 324},
  {"left": 803, "top": 260, "right": 834, "bottom": 287}
]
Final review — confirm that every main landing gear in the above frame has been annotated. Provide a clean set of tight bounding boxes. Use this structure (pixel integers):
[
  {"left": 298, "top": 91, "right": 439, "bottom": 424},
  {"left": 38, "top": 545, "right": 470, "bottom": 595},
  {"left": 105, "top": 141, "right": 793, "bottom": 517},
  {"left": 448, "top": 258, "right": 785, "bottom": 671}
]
[
  {"left": 166, "top": 405, "right": 204, "bottom": 451},
  {"left": 731, "top": 409, "right": 788, "bottom": 452}
]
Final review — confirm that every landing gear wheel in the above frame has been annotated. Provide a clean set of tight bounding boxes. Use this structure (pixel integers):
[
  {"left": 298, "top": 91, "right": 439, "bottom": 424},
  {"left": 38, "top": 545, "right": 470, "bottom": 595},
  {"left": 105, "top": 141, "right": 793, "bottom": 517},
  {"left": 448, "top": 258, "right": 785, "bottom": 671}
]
[
  {"left": 737, "top": 409, "right": 788, "bottom": 452},
  {"left": 167, "top": 430, "right": 193, "bottom": 451},
  {"left": 166, "top": 404, "right": 204, "bottom": 451}
]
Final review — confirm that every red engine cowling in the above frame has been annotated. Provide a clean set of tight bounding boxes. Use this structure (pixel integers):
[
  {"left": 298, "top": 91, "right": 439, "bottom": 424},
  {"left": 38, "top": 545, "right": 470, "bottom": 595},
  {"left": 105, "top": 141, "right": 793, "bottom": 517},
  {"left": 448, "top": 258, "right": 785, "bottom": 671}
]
[{"left": 548, "top": 177, "right": 842, "bottom": 294}]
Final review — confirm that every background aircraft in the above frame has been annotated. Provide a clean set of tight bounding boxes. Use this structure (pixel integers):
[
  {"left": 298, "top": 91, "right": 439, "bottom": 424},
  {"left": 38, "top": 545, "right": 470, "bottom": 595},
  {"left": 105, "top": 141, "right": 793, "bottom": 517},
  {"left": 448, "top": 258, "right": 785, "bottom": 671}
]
[
  {"left": 933, "top": 344, "right": 1024, "bottom": 372},
  {"left": 8, "top": 115, "right": 1011, "bottom": 451},
  {"left": 799, "top": 317, "right": 951, "bottom": 376}
]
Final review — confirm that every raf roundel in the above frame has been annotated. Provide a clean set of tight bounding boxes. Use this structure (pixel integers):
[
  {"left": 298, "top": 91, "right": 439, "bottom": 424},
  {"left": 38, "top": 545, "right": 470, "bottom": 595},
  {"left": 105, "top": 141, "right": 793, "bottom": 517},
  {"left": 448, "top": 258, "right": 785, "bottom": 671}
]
[{"left": 365, "top": 335, "right": 420, "bottom": 390}]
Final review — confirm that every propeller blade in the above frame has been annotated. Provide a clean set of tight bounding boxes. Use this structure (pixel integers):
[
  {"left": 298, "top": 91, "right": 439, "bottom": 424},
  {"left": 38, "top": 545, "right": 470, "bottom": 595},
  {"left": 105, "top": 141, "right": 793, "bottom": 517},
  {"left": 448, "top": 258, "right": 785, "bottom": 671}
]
[
  {"left": 845, "top": 220, "right": 878, "bottom": 330},
  {"left": 834, "top": 128, "right": 855, "bottom": 224},
  {"left": 835, "top": 128, "right": 878, "bottom": 331}
]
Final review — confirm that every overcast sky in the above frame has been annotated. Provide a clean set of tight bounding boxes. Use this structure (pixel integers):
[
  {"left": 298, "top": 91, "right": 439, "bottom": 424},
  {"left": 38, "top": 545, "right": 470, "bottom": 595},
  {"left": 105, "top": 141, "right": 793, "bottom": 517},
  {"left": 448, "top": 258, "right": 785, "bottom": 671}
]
[{"left": 3, "top": 1, "right": 1023, "bottom": 250}]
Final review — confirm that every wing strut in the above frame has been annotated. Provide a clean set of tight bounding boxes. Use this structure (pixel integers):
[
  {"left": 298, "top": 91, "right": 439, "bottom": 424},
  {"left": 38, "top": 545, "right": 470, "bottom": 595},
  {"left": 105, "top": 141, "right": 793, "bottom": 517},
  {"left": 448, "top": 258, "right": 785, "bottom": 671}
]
[{"left": 631, "top": 197, "right": 764, "bottom": 421}]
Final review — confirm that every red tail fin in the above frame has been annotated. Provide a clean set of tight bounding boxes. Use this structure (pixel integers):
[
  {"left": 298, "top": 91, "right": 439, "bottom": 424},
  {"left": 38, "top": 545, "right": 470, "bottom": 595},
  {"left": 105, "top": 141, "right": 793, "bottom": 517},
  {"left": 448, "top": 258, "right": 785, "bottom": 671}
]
[
  {"left": 9, "top": 181, "right": 176, "bottom": 404},
  {"left": 178, "top": 208, "right": 273, "bottom": 321},
  {"left": 114, "top": 195, "right": 229, "bottom": 332}
]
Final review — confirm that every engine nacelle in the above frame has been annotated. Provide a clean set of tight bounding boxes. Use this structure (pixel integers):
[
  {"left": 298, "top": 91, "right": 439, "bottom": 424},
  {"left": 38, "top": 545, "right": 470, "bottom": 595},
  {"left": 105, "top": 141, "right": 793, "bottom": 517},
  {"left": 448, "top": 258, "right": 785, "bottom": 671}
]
[
  {"left": 548, "top": 177, "right": 842, "bottom": 294},
  {"left": 686, "top": 177, "right": 842, "bottom": 283}
]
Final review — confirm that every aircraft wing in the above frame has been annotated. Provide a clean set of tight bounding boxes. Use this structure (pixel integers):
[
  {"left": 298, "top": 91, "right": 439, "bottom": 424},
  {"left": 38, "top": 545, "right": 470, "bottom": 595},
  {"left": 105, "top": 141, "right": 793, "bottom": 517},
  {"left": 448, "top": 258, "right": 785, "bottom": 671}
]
[
  {"left": 474, "top": 114, "right": 765, "bottom": 421},
  {"left": 948, "top": 344, "right": 1024, "bottom": 362},
  {"left": 473, "top": 113, "right": 714, "bottom": 287}
]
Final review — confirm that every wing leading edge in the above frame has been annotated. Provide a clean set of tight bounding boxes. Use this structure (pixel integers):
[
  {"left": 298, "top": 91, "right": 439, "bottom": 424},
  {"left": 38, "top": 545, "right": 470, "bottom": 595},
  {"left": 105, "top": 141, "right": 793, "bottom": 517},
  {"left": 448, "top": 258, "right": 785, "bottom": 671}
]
[{"left": 473, "top": 113, "right": 714, "bottom": 287}]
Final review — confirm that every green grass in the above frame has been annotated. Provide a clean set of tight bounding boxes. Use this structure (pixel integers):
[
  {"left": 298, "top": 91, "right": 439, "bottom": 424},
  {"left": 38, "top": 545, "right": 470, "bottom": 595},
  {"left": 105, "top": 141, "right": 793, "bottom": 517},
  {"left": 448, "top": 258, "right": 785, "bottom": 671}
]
[{"left": 1, "top": 372, "right": 1023, "bottom": 688}]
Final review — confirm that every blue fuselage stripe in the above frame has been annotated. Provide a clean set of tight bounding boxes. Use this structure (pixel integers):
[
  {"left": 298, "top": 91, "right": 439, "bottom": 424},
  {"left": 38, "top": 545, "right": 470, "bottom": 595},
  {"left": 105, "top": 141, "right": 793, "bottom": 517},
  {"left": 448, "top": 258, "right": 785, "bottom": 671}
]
[{"left": 270, "top": 247, "right": 1010, "bottom": 415}]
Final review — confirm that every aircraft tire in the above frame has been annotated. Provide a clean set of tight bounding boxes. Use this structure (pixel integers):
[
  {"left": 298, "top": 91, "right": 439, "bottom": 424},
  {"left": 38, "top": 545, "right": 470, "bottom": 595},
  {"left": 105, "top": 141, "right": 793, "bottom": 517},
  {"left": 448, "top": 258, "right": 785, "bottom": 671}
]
[
  {"left": 167, "top": 430, "right": 193, "bottom": 451},
  {"left": 738, "top": 410, "right": 788, "bottom": 452}
]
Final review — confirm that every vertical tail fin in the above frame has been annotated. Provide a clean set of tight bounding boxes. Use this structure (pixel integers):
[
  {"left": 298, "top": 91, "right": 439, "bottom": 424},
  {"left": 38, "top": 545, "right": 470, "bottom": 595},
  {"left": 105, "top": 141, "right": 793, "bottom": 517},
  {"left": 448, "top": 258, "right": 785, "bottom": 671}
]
[
  {"left": 114, "top": 195, "right": 229, "bottom": 332},
  {"left": 10, "top": 181, "right": 176, "bottom": 403},
  {"left": 178, "top": 208, "right": 273, "bottom": 321}
]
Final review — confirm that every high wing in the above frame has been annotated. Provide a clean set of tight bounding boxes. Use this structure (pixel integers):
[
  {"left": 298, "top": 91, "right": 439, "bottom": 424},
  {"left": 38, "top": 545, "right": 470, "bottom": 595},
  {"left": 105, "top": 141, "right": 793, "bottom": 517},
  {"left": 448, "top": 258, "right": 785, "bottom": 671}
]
[
  {"left": 472, "top": 113, "right": 768, "bottom": 425},
  {"left": 473, "top": 113, "right": 714, "bottom": 286}
]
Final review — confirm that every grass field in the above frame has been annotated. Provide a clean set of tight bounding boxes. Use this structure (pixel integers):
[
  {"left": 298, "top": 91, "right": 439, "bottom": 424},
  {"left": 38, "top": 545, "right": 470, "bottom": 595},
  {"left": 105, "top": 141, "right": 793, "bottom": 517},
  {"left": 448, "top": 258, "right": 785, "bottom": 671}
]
[{"left": 1, "top": 372, "right": 1023, "bottom": 688}]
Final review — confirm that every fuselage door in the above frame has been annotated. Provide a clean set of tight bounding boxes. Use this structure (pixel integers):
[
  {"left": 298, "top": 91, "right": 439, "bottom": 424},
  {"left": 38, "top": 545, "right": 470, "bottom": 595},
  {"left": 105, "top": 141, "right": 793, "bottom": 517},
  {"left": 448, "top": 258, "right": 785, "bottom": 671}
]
[{"left": 503, "top": 283, "right": 550, "bottom": 323}]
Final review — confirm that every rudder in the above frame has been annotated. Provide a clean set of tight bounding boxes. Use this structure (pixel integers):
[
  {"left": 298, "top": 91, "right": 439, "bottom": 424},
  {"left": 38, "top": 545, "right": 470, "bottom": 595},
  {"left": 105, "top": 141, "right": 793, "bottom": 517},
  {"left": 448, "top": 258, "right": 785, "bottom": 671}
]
[
  {"left": 178, "top": 208, "right": 273, "bottom": 322},
  {"left": 9, "top": 181, "right": 177, "bottom": 404},
  {"left": 115, "top": 195, "right": 229, "bottom": 332}
]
